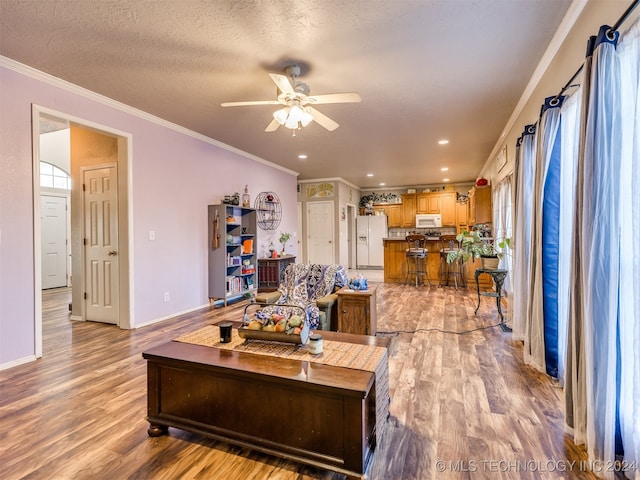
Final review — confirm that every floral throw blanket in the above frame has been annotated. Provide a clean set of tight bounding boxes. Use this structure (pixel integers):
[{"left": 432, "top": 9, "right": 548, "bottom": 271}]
[{"left": 261, "top": 264, "right": 347, "bottom": 329}]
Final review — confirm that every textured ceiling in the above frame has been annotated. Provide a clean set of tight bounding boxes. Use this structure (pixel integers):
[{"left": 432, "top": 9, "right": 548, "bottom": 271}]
[{"left": 0, "top": 0, "right": 574, "bottom": 188}]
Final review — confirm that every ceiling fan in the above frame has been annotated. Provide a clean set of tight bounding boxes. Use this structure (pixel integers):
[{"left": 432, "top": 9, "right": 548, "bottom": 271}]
[{"left": 221, "top": 65, "right": 361, "bottom": 132}]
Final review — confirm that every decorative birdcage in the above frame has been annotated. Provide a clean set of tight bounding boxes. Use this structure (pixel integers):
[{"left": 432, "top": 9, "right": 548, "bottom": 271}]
[{"left": 254, "top": 191, "right": 282, "bottom": 231}]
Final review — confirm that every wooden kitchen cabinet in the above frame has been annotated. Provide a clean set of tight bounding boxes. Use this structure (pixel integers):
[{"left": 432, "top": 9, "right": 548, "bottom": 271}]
[
  {"left": 401, "top": 194, "right": 416, "bottom": 227},
  {"left": 337, "top": 286, "right": 377, "bottom": 335},
  {"left": 416, "top": 193, "right": 440, "bottom": 214},
  {"left": 456, "top": 200, "right": 469, "bottom": 232},
  {"left": 468, "top": 186, "right": 492, "bottom": 225},
  {"left": 439, "top": 192, "right": 456, "bottom": 226},
  {"left": 373, "top": 204, "right": 402, "bottom": 228},
  {"left": 468, "top": 188, "right": 476, "bottom": 226}
]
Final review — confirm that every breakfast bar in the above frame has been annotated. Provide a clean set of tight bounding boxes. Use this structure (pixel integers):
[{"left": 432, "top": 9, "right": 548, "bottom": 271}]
[{"left": 383, "top": 237, "right": 490, "bottom": 285}]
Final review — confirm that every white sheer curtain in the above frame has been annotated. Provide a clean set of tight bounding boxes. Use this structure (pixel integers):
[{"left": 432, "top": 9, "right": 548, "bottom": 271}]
[
  {"left": 617, "top": 16, "right": 640, "bottom": 475},
  {"left": 581, "top": 28, "right": 622, "bottom": 476},
  {"left": 493, "top": 177, "right": 513, "bottom": 282},
  {"left": 492, "top": 177, "right": 513, "bottom": 323},
  {"left": 526, "top": 100, "right": 562, "bottom": 373},
  {"left": 493, "top": 177, "right": 513, "bottom": 272},
  {"left": 557, "top": 87, "right": 582, "bottom": 386},
  {"left": 512, "top": 127, "right": 536, "bottom": 341}
]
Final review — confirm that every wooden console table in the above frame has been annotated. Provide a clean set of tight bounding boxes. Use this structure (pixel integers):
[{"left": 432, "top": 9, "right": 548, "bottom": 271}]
[
  {"left": 143, "top": 329, "right": 389, "bottom": 478},
  {"left": 337, "top": 285, "right": 377, "bottom": 335},
  {"left": 257, "top": 255, "right": 295, "bottom": 291}
]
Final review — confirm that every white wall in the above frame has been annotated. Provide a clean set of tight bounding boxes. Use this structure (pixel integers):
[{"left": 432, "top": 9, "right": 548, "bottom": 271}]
[{"left": 40, "top": 129, "right": 71, "bottom": 173}]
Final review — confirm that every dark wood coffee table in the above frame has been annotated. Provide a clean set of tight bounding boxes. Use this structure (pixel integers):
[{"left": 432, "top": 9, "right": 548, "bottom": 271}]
[{"left": 143, "top": 330, "right": 389, "bottom": 479}]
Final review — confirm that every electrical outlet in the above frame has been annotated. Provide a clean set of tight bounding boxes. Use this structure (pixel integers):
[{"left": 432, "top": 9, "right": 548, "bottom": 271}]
[
  {"left": 149, "top": 231, "right": 156, "bottom": 241},
  {"left": 164, "top": 291, "right": 170, "bottom": 302}
]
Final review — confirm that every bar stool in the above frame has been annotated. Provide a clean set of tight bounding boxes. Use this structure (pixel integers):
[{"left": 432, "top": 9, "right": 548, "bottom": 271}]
[
  {"left": 405, "top": 234, "right": 430, "bottom": 286},
  {"left": 439, "top": 235, "right": 466, "bottom": 289}
]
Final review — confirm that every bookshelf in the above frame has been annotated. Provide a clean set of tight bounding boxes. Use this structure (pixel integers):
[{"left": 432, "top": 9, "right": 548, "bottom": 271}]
[{"left": 208, "top": 204, "right": 257, "bottom": 306}]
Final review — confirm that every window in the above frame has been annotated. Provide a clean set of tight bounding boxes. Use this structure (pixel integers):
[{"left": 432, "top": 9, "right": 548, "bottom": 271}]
[{"left": 40, "top": 162, "right": 70, "bottom": 190}]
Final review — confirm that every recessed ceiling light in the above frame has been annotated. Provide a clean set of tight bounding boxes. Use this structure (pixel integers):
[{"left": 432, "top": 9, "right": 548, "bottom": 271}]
[
  {"left": 366, "top": 173, "right": 374, "bottom": 177},
  {"left": 443, "top": 178, "right": 450, "bottom": 182},
  {"left": 298, "top": 154, "right": 307, "bottom": 159},
  {"left": 438, "top": 139, "right": 449, "bottom": 145},
  {"left": 440, "top": 167, "right": 449, "bottom": 172},
  {"left": 379, "top": 182, "right": 385, "bottom": 186}
]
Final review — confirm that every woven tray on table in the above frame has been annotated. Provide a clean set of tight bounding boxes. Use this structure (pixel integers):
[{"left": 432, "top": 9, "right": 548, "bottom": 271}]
[{"left": 237, "top": 302, "right": 311, "bottom": 345}]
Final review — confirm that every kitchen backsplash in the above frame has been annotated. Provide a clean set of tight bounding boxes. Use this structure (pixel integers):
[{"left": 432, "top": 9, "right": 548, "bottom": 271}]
[{"left": 388, "top": 226, "right": 457, "bottom": 238}]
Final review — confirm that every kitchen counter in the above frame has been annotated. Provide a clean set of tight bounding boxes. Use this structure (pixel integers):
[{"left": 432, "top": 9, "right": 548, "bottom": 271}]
[
  {"left": 383, "top": 236, "right": 441, "bottom": 242},
  {"left": 383, "top": 238, "right": 491, "bottom": 285}
]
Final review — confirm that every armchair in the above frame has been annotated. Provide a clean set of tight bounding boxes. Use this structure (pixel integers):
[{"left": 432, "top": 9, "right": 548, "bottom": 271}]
[{"left": 254, "top": 264, "right": 347, "bottom": 330}]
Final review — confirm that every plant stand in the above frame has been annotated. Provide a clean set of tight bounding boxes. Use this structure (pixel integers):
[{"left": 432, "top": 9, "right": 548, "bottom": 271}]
[{"left": 474, "top": 267, "right": 510, "bottom": 331}]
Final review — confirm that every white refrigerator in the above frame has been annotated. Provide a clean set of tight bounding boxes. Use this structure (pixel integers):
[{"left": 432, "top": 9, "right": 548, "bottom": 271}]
[{"left": 356, "top": 215, "right": 388, "bottom": 268}]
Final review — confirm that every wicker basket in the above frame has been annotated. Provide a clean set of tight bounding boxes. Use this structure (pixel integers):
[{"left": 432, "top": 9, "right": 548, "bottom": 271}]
[
  {"left": 238, "top": 303, "right": 310, "bottom": 345},
  {"left": 481, "top": 256, "right": 500, "bottom": 269}
]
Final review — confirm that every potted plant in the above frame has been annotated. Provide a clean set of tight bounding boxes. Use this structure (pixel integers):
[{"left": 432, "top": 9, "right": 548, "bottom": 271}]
[
  {"left": 279, "top": 232, "right": 291, "bottom": 254},
  {"left": 446, "top": 230, "right": 494, "bottom": 266}
]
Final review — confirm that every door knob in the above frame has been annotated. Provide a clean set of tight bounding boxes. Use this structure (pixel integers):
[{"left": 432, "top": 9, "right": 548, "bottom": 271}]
[{"left": 108, "top": 250, "right": 118, "bottom": 256}]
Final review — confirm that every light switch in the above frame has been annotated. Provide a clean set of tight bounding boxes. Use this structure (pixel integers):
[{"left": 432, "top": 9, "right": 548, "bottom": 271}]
[{"left": 149, "top": 231, "right": 156, "bottom": 241}]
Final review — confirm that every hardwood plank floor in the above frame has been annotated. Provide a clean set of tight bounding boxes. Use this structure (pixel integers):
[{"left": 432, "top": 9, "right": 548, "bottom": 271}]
[{"left": 0, "top": 284, "right": 609, "bottom": 479}]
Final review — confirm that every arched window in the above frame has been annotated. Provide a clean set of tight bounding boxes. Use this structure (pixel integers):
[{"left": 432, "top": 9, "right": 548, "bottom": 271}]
[{"left": 40, "top": 162, "right": 70, "bottom": 190}]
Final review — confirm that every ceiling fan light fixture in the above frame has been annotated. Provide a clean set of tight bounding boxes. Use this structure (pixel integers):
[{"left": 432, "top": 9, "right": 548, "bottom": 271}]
[
  {"left": 285, "top": 116, "right": 299, "bottom": 130},
  {"left": 273, "top": 107, "right": 289, "bottom": 125},
  {"left": 288, "top": 105, "right": 304, "bottom": 122}
]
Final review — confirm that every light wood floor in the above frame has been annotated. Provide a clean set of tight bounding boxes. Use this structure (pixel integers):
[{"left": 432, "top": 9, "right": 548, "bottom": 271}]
[{"left": 0, "top": 284, "right": 607, "bottom": 479}]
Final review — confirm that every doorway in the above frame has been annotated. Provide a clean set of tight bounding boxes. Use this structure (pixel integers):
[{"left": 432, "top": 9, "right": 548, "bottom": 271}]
[{"left": 33, "top": 105, "right": 132, "bottom": 357}]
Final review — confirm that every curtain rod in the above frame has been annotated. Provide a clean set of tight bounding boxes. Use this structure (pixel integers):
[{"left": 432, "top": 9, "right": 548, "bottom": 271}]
[
  {"left": 556, "top": 0, "right": 639, "bottom": 98},
  {"left": 557, "top": 65, "right": 584, "bottom": 97},
  {"left": 610, "top": 0, "right": 639, "bottom": 32}
]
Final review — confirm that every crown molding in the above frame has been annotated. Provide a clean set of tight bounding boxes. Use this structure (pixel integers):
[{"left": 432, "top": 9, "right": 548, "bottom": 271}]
[{"left": 0, "top": 56, "right": 298, "bottom": 177}]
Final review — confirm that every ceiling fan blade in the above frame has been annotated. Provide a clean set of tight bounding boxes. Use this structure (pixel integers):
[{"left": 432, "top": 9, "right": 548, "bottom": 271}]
[
  {"left": 306, "top": 92, "right": 362, "bottom": 104},
  {"left": 265, "top": 118, "right": 281, "bottom": 132},
  {"left": 307, "top": 106, "right": 339, "bottom": 131},
  {"left": 221, "top": 100, "right": 281, "bottom": 107},
  {"left": 269, "top": 73, "right": 295, "bottom": 94}
]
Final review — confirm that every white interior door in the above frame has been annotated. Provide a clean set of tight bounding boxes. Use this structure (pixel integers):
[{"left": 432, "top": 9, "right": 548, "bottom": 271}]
[
  {"left": 83, "top": 165, "right": 119, "bottom": 324},
  {"left": 41, "top": 195, "right": 68, "bottom": 289},
  {"left": 307, "top": 201, "right": 334, "bottom": 265}
]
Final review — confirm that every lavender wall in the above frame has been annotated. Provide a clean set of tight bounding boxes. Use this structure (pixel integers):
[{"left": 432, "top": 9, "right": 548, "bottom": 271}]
[{"left": 0, "top": 62, "right": 298, "bottom": 367}]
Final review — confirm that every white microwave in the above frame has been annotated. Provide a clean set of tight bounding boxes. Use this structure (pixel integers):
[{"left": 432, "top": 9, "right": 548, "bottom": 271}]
[{"left": 416, "top": 214, "right": 442, "bottom": 228}]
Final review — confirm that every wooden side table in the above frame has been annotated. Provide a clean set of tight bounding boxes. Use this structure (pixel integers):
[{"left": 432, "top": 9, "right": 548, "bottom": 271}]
[
  {"left": 337, "top": 285, "right": 377, "bottom": 335},
  {"left": 257, "top": 255, "right": 295, "bottom": 291}
]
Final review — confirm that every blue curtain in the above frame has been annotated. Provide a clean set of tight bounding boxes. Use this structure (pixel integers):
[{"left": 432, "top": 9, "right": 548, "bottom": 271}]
[
  {"left": 540, "top": 96, "right": 564, "bottom": 378},
  {"left": 527, "top": 97, "right": 563, "bottom": 374}
]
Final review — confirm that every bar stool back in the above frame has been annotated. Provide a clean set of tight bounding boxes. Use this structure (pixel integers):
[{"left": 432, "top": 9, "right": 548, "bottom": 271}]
[
  {"left": 439, "top": 234, "right": 466, "bottom": 289},
  {"left": 405, "top": 234, "right": 430, "bottom": 286}
]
